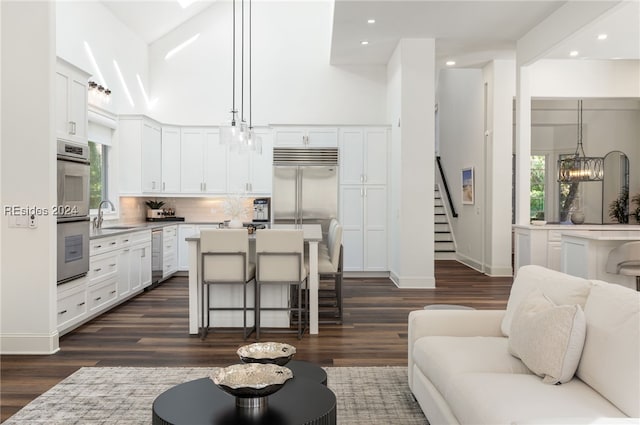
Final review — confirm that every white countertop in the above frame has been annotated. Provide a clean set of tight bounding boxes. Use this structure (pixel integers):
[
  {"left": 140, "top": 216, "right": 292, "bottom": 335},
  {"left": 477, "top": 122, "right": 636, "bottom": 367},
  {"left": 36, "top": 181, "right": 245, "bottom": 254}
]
[
  {"left": 513, "top": 224, "right": 640, "bottom": 231},
  {"left": 185, "top": 223, "right": 323, "bottom": 242},
  {"left": 560, "top": 230, "right": 640, "bottom": 241}
]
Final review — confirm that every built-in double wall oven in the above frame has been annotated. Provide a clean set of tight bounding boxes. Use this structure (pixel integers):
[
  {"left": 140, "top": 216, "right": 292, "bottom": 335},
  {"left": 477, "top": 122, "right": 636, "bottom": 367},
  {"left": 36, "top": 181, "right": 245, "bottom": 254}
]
[{"left": 57, "top": 140, "right": 90, "bottom": 284}]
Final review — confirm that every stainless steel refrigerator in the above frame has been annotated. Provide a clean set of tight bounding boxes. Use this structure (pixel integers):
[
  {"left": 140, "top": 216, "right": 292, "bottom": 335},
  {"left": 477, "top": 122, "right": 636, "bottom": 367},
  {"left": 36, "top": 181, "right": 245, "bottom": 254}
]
[{"left": 272, "top": 148, "right": 338, "bottom": 226}]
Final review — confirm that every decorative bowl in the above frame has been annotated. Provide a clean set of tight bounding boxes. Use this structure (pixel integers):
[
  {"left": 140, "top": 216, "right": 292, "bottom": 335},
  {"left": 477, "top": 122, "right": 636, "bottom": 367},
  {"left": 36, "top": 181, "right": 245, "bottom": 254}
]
[
  {"left": 531, "top": 220, "right": 547, "bottom": 226},
  {"left": 237, "top": 342, "right": 296, "bottom": 366},
  {"left": 211, "top": 363, "right": 293, "bottom": 398}
]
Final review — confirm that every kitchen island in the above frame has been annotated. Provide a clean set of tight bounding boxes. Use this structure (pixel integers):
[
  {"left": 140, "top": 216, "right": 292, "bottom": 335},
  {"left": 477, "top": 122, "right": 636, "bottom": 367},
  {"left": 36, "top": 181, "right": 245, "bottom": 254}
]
[
  {"left": 185, "top": 224, "right": 323, "bottom": 335},
  {"left": 513, "top": 224, "right": 640, "bottom": 289},
  {"left": 561, "top": 230, "right": 640, "bottom": 290}
]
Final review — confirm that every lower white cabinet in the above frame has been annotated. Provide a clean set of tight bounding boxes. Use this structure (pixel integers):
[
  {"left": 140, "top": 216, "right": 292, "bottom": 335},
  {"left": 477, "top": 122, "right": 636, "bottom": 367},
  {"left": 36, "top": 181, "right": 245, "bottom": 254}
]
[
  {"left": 340, "top": 185, "right": 388, "bottom": 272},
  {"left": 178, "top": 224, "right": 219, "bottom": 271},
  {"left": 57, "top": 279, "right": 88, "bottom": 334},
  {"left": 88, "top": 279, "right": 118, "bottom": 313},
  {"left": 163, "top": 225, "right": 178, "bottom": 278},
  {"left": 57, "top": 229, "right": 151, "bottom": 335}
]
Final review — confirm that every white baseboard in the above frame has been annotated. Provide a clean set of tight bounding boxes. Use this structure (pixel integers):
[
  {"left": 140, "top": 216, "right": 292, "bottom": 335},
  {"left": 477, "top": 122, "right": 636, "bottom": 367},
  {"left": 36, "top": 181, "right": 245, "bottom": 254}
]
[
  {"left": 455, "top": 254, "right": 513, "bottom": 277},
  {"left": 343, "top": 271, "right": 390, "bottom": 279},
  {"left": 390, "top": 271, "right": 436, "bottom": 288},
  {"left": 0, "top": 331, "right": 60, "bottom": 355}
]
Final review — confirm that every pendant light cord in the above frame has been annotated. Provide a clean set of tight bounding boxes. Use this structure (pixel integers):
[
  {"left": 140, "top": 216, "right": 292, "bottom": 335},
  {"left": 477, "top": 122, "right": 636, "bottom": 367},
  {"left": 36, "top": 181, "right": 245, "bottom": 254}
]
[
  {"left": 249, "top": 0, "right": 252, "bottom": 129},
  {"left": 240, "top": 0, "right": 245, "bottom": 124},
  {"left": 575, "top": 99, "right": 585, "bottom": 158},
  {"left": 231, "top": 0, "right": 236, "bottom": 124}
]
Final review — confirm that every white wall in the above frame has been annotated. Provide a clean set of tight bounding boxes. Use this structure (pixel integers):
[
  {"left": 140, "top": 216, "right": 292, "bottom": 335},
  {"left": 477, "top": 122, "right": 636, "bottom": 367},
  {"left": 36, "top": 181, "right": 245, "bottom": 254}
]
[
  {"left": 387, "top": 39, "right": 436, "bottom": 288},
  {"left": 482, "top": 60, "right": 515, "bottom": 276},
  {"left": 1, "top": 1, "right": 59, "bottom": 354},
  {"left": 56, "top": 1, "right": 149, "bottom": 115},
  {"left": 148, "top": 1, "right": 387, "bottom": 126},
  {"left": 529, "top": 60, "right": 640, "bottom": 98},
  {"left": 438, "top": 69, "right": 485, "bottom": 270},
  {"left": 387, "top": 45, "right": 402, "bottom": 276}
]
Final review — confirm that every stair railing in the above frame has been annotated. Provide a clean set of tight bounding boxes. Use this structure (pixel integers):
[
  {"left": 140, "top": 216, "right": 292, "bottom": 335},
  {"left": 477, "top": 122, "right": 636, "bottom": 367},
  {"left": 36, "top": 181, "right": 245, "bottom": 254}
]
[{"left": 436, "top": 156, "right": 458, "bottom": 218}]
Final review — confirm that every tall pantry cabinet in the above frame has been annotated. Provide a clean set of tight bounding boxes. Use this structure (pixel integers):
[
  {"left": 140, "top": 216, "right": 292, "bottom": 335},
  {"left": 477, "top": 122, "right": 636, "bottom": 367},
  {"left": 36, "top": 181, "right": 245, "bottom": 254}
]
[{"left": 339, "top": 127, "right": 389, "bottom": 272}]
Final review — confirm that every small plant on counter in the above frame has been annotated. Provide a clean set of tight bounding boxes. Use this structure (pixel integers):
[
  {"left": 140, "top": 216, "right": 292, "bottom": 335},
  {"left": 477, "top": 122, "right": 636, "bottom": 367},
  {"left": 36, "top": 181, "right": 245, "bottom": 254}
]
[
  {"left": 145, "top": 200, "right": 165, "bottom": 210},
  {"left": 608, "top": 187, "right": 629, "bottom": 224}
]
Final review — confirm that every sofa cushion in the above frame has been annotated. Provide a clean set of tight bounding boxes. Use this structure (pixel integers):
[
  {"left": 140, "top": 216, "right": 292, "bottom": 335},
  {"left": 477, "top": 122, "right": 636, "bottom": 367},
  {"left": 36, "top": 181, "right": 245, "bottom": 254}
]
[
  {"left": 446, "top": 372, "right": 626, "bottom": 425},
  {"left": 412, "top": 336, "right": 531, "bottom": 399},
  {"left": 508, "top": 288, "right": 586, "bottom": 384},
  {"left": 502, "top": 265, "right": 592, "bottom": 336},
  {"left": 576, "top": 281, "right": 640, "bottom": 417}
]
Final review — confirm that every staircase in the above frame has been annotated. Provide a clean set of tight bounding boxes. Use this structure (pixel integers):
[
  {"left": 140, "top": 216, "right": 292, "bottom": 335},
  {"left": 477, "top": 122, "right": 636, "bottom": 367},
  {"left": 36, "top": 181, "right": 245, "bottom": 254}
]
[{"left": 434, "top": 185, "right": 457, "bottom": 260}]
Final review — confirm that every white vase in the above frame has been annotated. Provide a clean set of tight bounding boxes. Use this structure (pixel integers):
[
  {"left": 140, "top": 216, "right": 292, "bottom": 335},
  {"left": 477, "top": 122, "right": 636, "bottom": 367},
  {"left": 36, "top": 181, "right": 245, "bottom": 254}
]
[
  {"left": 228, "top": 219, "right": 243, "bottom": 229},
  {"left": 571, "top": 211, "right": 585, "bottom": 224}
]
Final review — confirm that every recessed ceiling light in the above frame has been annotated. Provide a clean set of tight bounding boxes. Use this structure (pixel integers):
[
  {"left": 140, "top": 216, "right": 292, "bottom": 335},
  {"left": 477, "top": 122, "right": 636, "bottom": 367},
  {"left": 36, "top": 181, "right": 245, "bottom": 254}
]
[
  {"left": 446, "top": 61, "right": 456, "bottom": 66},
  {"left": 569, "top": 50, "right": 579, "bottom": 57},
  {"left": 367, "top": 19, "right": 376, "bottom": 24},
  {"left": 177, "top": 0, "right": 197, "bottom": 8},
  {"left": 361, "top": 41, "right": 369, "bottom": 45},
  {"left": 597, "top": 34, "right": 608, "bottom": 40}
]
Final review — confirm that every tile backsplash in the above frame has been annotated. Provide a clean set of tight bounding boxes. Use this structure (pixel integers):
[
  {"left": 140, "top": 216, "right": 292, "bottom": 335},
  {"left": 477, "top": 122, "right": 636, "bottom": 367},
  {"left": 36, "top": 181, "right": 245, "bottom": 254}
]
[{"left": 119, "top": 196, "right": 258, "bottom": 223}]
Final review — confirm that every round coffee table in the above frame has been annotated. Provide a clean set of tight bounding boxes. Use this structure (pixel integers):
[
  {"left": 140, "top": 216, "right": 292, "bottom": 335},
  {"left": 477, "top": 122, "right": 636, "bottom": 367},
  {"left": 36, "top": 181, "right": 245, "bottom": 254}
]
[
  {"left": 152, "top": 375, "right": 336, "bottom": 425},
  {"left": 286, "top": 360, "right": 328, "bottom": 385}
]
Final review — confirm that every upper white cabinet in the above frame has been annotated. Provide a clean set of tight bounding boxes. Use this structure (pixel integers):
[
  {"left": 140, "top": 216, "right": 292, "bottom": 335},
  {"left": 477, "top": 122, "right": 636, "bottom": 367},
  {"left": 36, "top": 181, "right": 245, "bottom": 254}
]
[
  {"left": 228, "top": 130, "right": 273, "bottom": 194},
  {"left": 161, "top": 127, "right": 181, "bottom": 193},
  {"left": 181, "top": 128, "right": 227, "bottom": 194},
  {"left": 339, "top": 128, "right": 388, "bottom": 185},
  {"left": 141, "top": 121, "right": 162, "bottom": 193},
  {"left": 273, "top": 126, "right": 338, "bottom": 147},
  {"left": 55, "top": 58, "right": 89, "bottom": 145}
]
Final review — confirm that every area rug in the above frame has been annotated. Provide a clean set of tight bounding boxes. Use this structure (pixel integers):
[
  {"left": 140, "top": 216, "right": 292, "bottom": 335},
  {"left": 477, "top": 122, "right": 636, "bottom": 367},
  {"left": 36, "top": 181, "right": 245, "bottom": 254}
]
[{"left": 3, "top": 366, "right": 428, "bottom": 424}]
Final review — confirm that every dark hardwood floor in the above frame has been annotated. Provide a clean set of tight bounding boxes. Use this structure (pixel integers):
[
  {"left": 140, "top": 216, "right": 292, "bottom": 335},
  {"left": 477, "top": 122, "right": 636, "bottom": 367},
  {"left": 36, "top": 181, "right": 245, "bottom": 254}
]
[{"left": 0, "top": 261, "right": 512, "bottom": 422}]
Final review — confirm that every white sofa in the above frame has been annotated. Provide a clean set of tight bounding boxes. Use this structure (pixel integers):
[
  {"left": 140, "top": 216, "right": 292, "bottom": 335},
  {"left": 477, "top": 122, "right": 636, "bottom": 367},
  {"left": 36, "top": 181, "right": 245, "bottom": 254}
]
[{"left": 408, "top": 265, "right": 640, "bottom": 425}]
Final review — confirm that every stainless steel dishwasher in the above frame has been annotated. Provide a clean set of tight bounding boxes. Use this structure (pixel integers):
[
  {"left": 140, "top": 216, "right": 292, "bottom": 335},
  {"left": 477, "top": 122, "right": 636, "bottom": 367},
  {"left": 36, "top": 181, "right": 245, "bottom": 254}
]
[{"left": 151, "top": 228, "right": 163, "bottom": 287}]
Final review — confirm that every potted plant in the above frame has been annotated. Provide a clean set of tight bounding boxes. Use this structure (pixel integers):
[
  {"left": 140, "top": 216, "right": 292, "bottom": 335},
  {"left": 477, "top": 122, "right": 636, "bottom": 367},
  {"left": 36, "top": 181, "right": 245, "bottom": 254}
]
[
  {"left": 145, "top": 199, "right": 165, "bottom": 219},
  {"left": 608, "top": 187, "right": 629, "bottom": 224}
]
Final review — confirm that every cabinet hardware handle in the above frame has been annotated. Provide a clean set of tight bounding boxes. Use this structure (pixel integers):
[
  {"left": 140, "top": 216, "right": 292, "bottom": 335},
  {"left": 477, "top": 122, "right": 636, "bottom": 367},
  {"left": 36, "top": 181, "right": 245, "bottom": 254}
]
[
  {"left": 95, "top": 297, "right": 102, "bottom": 301},
  {"left": 163, "top": 182, "right": 166, "bottom": 191},
  {"left": 96, "top": 245, "right": 102, "bottom": 248},
  {"left": 110, "top": 290, "right": 116, "bottom": 294},
  {"left": 204, "top": 182, "right": 207, "bottom": 191},
  {"left": 77, "top": 302, "right": 85, "bottom": 306},
  {"left": 58, "top": 309, "right": 67, "bottom": 315},
  {"left": 123, "top": 249, "right": 130, "bottom": 252},
  {"left": 124, "top": 239, "right": 129, "bottom": 243},
  {"left": 152, "top": 181, "right": 156, "bottom": 190},
  {"left": 364, "top": 175, "right": 368, "bottom": 183},
  {"left": 364, "top": 188, "right": 368, "bottom": 197},
  {"left": 361, "top": 175, "right": 364, "bottom": 183},
  {"left": 94, "top": 268, "right": 102, "bottom": 272},
  {"left": 109, "top": 263, "right": 116, "bottom": 267},
  {"left": 360, "top": 188, "right": 364, "bottom": 197},
  {"left": 110, "top": 242, "right": 117, "bottom": 245}
]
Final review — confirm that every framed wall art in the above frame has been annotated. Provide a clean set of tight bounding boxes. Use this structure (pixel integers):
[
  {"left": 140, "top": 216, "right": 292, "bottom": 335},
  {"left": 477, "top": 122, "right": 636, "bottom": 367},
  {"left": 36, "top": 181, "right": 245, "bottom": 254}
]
[{"left": 462, "top": 167, "right": 474, "bottom": 205}]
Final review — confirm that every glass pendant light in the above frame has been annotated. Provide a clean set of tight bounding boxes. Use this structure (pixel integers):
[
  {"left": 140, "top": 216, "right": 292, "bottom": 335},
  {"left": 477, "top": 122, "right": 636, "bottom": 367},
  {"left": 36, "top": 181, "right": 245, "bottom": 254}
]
[
  {"left": 220, "top": 0, "right": 239, "bottom": 145},
  {"left": 557, "top": 100, "right": 604, "bottom": 182}
]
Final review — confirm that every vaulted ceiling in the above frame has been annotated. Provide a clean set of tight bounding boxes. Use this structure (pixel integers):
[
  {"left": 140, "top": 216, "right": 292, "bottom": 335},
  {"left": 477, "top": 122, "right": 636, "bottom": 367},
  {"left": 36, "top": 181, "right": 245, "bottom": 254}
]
[{"left": 101, "top": 0, "right": 640, "bottom": 68}]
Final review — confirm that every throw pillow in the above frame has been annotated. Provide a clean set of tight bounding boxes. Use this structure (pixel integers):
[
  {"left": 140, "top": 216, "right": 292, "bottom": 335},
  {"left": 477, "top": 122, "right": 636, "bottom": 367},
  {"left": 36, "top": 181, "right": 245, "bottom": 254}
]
[{"left": 508, "top": 288, "right": 586, "bottom": 384}]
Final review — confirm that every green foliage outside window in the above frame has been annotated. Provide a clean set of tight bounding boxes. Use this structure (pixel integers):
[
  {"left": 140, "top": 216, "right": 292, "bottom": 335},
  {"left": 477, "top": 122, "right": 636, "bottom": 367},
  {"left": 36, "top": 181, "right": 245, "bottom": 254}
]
[
  {"left": 530, "top": 156, "right": 545, "bottom": 220},
  {"left": 89, "top": 141, "right": 105, "bottom": 210}
]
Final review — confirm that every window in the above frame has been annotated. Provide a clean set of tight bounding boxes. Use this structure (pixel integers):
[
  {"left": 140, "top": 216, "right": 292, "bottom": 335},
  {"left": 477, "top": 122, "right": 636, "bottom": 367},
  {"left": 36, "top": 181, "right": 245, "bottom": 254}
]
[
  {"left": 530, "top": 155, "right": 545, "bottom": 220},
  {"left": 89, "top": 140, "right": 108, "bottom": 210},
  {"left": 558, "top": 153, "right": 580, "bottom": 223}
]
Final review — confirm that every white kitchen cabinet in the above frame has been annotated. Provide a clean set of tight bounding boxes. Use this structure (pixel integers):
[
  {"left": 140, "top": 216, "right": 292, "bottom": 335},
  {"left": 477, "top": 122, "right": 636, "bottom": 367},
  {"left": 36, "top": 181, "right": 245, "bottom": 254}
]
[
  {"left": 57, "top": 278, "right": 88, "bottom": 334},
  {"left": 180, "top": 128, "right": 227, "bottom": 193},
  {"left": 339, "top": 127, "right": 389, "bottom": 272},
  {"left": 161, "top": 127, "right": 181, "bottom": 192},
  {"left": 88, "top": 279, "right": 118, "bottom": 313},
  {"left": 273, "top": 126, "right": 338, "bottom": 147},
  {"left": 339, "top": 128, "right": 388, "bottom": 185},
  {"left": 227, "top": 130, "right": 273, "bottom": 194},
  {"left": 340, "top": 185, "right": 388, "bottom": 271},
  {"left": 142, "top": 121, "right": 162, "bottom": 193},
  {"left": 55, "top": 58, "right": 89, "bottom": 145},
  {"left": 130, "top": 241, "right": 152, "bottom": 291},
  {"left": 178, "top": 224, "right": 197, "bottom": 271},
  {"left": 117, "top": 246, "right": 131, "bottom": 298},
  {"left": 163, "top": 225, "right": 178, "bottom": 278}
]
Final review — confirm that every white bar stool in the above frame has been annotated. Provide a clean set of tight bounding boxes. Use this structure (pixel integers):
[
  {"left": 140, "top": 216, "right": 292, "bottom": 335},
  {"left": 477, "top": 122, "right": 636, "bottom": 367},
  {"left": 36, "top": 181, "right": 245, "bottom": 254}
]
[{"left": 606, "top": 241, "right": 640, "bottom": 291}]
